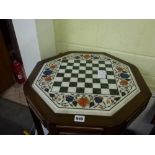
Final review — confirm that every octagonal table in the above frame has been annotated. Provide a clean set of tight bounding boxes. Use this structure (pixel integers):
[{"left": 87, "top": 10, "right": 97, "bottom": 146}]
[{"left": 24, "top": 51, "right": 151, "bottom": 134}]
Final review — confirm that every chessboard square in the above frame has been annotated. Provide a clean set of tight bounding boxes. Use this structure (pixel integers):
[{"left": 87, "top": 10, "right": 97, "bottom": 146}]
[
  {"left": 93, "top": 67, "right": 98, "bottom": 70},
  {"left": 65, "top": 69, "right": 72, "bottom": 73},
  {"left": 86, "top": 74, "right": 92, "bottom": 78},
  {"left": 93, "top": 74, "right": 98, "bottom": 78},
  {"left": 93, "top": 88, "right": 101, "bottom": 94},
  {"left": 108, "top": 79, "right": 116, "bottom": 84},
  {"left": 52, "top": 86, "right": 60, "bottom": 92},
  {"left": 78, "top": 74, "right": 85, "bottom": 78},
  {"left": 68, "top": 63, "right": 74, "bottom": 66},
  {"left": 54, "top": 77, "right": 63, "bottom": 82},
  {"left": 79, "top": 66, "right": 86, "bottom": 70},
  {"left": 101, "top": 89, "right": 110, "bottom": 94},
  {"left": 85, "top": 88, "right": 93, "bottom": 94},
  {"left": 73, "top": 66, "right": 79, "bottom": 70},
  {"left": 78, "top": 78, "right": 85, "bottom": 82},
  {"left": 71, "top": 73, "right": 78, "bottom": 78},
  {"left": 86, "top": 78, "right": 93, "bottom": 83},
  {"left": 99, "top": 64, "right": 105, "bottom": 67},
  {"left": 79, "top": 70, "right": 85, "bottom": 74},
  {"left": 85, "top": 83, "right": 93, "bottom": 88},
  {"left": 107, "top": 75, "right": 115, "bottom": 79},
  {"left": 61, "top": 82, "right": 70, "bottom": 87},
  {"left": 99, "top": 67, "right": 106, "bottom": 70},
  {"left": 74, "top": 63, "right": 80, "bottom": 66},
  {"left": 60, "top": 87, "right": 68, "bottom": 93},
  {"left": 106, "top": 71, "right": 114, "bottom": 75},
  {"left": 106, "top": 68, "right": 113, "bottom": 71},
  {"left": 77, "top": 82, "right": 85, "bottom": 87},
  {"left": 100, "top": 79, "right": 108, "bottom": 83},
  {"left": 69, "top": 82, "right": 77, "bottom": 87},
  {"left": 80, "top": 63, "right": 86, "bottom": 66},
  {"left": 93, "top": 83, "right": 101, "bottom": 88},
  {"left": 86, "top": 63, "right": 92, "bottom": 67},
  {"left": 109, "top": 84, "right": 117, "bottom": 89},
  {"left": 70, "top": 78, "right": 78, "bottom": 82},
  {"left": 92, "top": 64, "right": 99, "bottom": 67},
  {"left": 57, "top": 73, "right": 64, "bottom": 77},
  {"left": 59, "top": 66, "right": 66, "bottom": 69},
  {"left": 66, "top": 66, "right": 73, "bottom": 70},
  {"left": 74, "top": 60, "right": 80, "bottom": 63},
  {"left": 110, "top": 89, "right": 119, "bottom": 95},
  {"left": 61, "top": 62, "right": 67, "bottom": 66},
  {"left": 64, "top": 73, "right": 71, "bottom": 77},
  {"left": 93, "top": 70, "right": 98, "bottom": 74},
  {"left": 76, "top": 87, "right": 85, "bottom": 93},
  {"left": 81, "top": 60, "right": 86, "bottom": 63},
  {"left": 101, "top": 83, "right": 109, "bottom": 88},
  {"left": 62, "top": 59, "right": 68, "bottom": 63},
  {"left": 86, "top": 70, "right": 92, "bottom": 74},
  {"left": 59, "top": 69, "right": 65, "bottom": 73},
  {"left": 72, "top": 70, "right": 79, "bottom": 74},
  {"left": 53, "top": 82, "right": 62, "bottom": 87},
  {"left": 68, "top": 59, "right": 74, "bottom": 63},
  {"left": 105, "top": 61, "right": 111, "bottom": 65},
  {"left": 93, "top": 60, "right": 98, "bottom": 64},
  {"left": 93, "top": 78, "right": 100, "bottom": 83},
  {"left": 63, "top": 77, "right": 70, "bottom": 82},
  {"left": 68, "top": 87, "right": 76, "bottom": 93},
  {"left": 86, "top": 60, "right": 92, "bottom": 63},
  {"left": 105, "top": 64, "right": 112, "bottom": 68},
  {"left": 86, "top": 67, "right": 92, "bottom": 70},
  {"left": 99, "top": 61, "right": 105, "bottom": 64}
]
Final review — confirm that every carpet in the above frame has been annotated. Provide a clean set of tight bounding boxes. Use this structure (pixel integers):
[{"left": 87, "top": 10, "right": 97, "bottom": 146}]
[{"left": 0, "top": 97, "right": 34, "bottom": 135}]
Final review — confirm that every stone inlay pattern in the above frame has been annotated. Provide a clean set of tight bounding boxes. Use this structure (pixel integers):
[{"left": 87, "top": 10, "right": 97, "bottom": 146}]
[{"left": 32, "top": 53, "right": 140, "bottom": 116}]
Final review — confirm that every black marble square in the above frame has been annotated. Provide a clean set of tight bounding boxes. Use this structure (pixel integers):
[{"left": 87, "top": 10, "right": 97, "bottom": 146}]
[
  {"left": 65, "top": 69, "right": 72, "bottom": 73},
  {"left": 59, "top": 66, "right": 66, "bottom": 69},
  {"left": 73, "top": 66, "right": 79, "bottom": 70},
  {"left": 93, "top": 88, "right": 101, "bottom": 94},
  {"left": 110, "top": 89, "right": 119, "bottom": 95},
  {"left": 68, "top": 63, "right": 74, "bottom": 66},
  {"left": 76, "top": 87, "right": 84, "bottom": 93},
  {"left": 106, "top": 71, "right": 114, "bottom": 75},
  {"left": 99, "top": 67, "right": 106, "bottom": 70},
  {"left": 86, "top": 67, "right": 92, "bottom": 70},
  {"left": 69, "top": 82, "right": 77, "bottom": 87},
  {"left": 63, "top": 77, "right": 70, "bottom": 82},
  {"left": 86, "top": 74, "right": 92, "bottom": 78},
  {"left": 53, "top": 82, "right": 62, "bottom": 86},
  {"left": 93, "top": 70, "right": 98, "bottom": 74},
  {"left": 71, "top": 73, "right": 78, "bottom": 78},
  {"left": 57, "top": 73, "right": 64, "bottom": 77},
  {"left": 93, "top": 78, "right": 100, "bottom": 83},
  {"left": 101, "top": 83, "right": 109, "bottom": 88},
  {"left": 74, "top": 60, "right": 80, "bottom": 63},
  {"left": 78, "top": 78, "right": 85, "bottom": 82},
  {"left": 60, "top": 87, "right": 68, "bottom": 92},
  {"left": 81, "top": 63, "right": 86, "bottom": 66},
  {"left": 85, "top": 83, "right": 93, "bottom": 88},
  {"left": 79, "top": 70, "right": 85, "bottom": 74},
  {"left": 108, "top": 79, "right": 116, "bottom": 84},
  {"left": 105, "top": 64, "right": 112, "bottom": 67},
  {"left": 99, "top": 61, "right": 105, "bottom": 64}
]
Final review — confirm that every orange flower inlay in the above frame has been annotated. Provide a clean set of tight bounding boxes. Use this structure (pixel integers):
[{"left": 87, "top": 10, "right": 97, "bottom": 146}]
[
  {"left": 50, "top": 64, "right": 57, "bottom": 69},
  {"left": 77, "top": 97, "right": 90, "bottom": 107},
  {"left": 44, "top": 76, "right": 52, "bottom": 81},
  {"left": 120, "top": 79, "right": 128, "bottom": 86}
]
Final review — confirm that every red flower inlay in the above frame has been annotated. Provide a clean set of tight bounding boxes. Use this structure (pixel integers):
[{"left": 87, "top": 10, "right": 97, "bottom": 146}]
[{"left": 77, "top": 97, "right": 90, "bottom": 107}]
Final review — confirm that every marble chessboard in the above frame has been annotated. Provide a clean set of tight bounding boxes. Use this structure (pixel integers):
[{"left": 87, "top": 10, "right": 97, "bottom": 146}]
[{"left": 32, "top": 53, "right": 140, "bottom": 116}]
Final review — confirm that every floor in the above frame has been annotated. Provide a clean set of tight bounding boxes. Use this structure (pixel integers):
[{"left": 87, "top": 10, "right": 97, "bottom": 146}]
[{"left": 0, "top": 83, "right": 28, "bottom": 106}]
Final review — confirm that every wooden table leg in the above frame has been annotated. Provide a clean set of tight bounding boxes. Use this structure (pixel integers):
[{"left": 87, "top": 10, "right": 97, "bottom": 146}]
[{"left": 29, "top": 107, "right": 44, "bottom": 135}]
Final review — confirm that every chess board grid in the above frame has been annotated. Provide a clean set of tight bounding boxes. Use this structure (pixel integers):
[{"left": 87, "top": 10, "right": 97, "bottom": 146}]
[{"left": 51, "top": 59, "right": 119, "bottom": 95}]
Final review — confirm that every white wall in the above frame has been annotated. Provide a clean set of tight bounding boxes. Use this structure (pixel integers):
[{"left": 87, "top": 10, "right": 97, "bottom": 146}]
[{"left": 12, "top": 19, "right": 41, "bottom": 77}]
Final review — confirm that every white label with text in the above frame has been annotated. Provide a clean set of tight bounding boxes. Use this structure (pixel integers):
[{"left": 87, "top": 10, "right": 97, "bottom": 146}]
[{"left": 74, "top": 115, "right": 85, "bottom": 122}]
